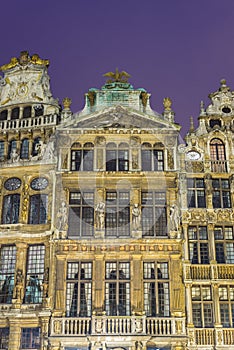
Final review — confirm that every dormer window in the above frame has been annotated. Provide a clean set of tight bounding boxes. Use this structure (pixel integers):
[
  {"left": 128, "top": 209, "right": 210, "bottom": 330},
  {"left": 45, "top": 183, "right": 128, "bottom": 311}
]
[{"left": 209, "top": 119, "right": 221, "bottom": 128}]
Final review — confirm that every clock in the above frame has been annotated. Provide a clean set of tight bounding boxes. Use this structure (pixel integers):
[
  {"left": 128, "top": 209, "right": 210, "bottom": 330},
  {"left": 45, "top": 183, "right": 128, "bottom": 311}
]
[
  {"left": 17, "top": 82, "right": 28, "bottom": 97},
  {"left": 31, "top": 177, "right": 48, "bottom": 190},
  {"left": 4, "top": 177, "right": 22, "bottom": 191},
  {"left": 187, "top": 151, "right": 201, "bottom": 161}
]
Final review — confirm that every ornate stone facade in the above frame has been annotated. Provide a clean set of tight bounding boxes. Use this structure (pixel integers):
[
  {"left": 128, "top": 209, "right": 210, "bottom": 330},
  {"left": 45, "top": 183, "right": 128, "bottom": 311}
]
[{"left": 0, "top": 52, "right": 233, "bottom": 350}]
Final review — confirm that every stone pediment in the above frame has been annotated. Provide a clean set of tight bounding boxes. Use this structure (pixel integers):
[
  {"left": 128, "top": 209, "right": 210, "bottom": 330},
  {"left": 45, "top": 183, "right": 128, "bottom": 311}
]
[{"left": 61, "top": 105, "right": 179, "bottom": 130}]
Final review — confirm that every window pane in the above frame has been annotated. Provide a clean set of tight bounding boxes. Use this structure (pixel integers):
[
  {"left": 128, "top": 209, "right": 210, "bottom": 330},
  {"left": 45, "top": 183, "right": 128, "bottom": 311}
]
[
  {"left": 0, "top": 246, "right": 16, "bottom": 303},
  {"left": 2, "top": 194, "right": 20, "bottom": 224},
  {"left": 28, "top": 194, "right": 48, "bottom": 224},
  {"left": 20, "top": 328, "right": 41, "bottom": 349}
]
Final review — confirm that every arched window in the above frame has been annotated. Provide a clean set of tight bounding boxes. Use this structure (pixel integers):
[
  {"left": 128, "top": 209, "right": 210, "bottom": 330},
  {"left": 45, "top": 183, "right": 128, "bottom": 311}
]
[
  {"left": 8, "top": 140, "right": 17, "bottom": 159},
  {"left": 106, "top": 142, "right": 129, "bottom": 171},
  {"left": 20, "top": 138, "right": 29, "bottom": 159},
  {"left": 11, "top": 107, "right": 19, "bottom": 120},
  {"left": 71, "top": 142, "right": 94, "bottom": 171},
  {"left": 28, "top": 194, "right": 48, "bottom": 224},
  {"left": 141, "top": 143, "right": 164, "bottom": 171},
  {"left": 0, "top": 110, "right": 8, "bottom": 121},
  {"left": 210, "top": 138, "right": 227, "bottom": 172},
  {"left": 2, "top": 194, "right": 20, "bottom": 224},
  {"left": 23, "top": 106, "right": 32, "bottom": 118}
]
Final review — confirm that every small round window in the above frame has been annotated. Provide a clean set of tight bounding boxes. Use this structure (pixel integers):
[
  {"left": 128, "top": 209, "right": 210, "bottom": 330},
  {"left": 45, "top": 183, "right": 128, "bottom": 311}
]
[
  {"left": 4, "top": 177, "right": 22, "bottom": 191},
  {"left": 222, "top": 106, "right": 231, "bottom": 114},
  {"left": 31, "top": 177, "right": 48, "bottom": 190}
]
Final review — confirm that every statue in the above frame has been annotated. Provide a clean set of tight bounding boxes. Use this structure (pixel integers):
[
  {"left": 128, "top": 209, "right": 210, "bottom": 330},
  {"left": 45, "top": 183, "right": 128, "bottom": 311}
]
[
  {"left": 103, "top": 68, "right": 131, "bottom": 83},
  {"left": 163, "top": 97, "right": 172, "bottom": 111},
  {"left": 87, "top": 91, "right": 96, "bottom": 107},
  {"left": 132, "top": 204, "right": 141, "bottom": 230},
  {"left": 56, "top": 201, "right": 68, "bottom": 231},
  {"left": 10, "top": 149, "right": 19, "bottom": 163},
  {"left": 170, "top": 204, "right": 180, "bottom": 231},
  {"left": 95, "top": 202, "right": 105, "bottom": 230},
  {"left": 140, "top": 91, "right": 148, "bottom": 107},
  {"left": 14, "top": 269, "right": 24, "bottom": 301},
  {"left": 62, "top": 97, "right": 72, "bottom": 110}
]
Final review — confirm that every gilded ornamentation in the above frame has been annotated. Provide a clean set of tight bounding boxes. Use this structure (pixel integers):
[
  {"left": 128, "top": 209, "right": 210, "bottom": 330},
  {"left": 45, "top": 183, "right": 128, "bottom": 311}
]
[
  {"left": 167, "top": 149, "right": 174, "bottom": 169},
  {"left": 14, "top": 269, "right": 24, "bottom": 301},
  {"left": 53, "top": 320, "right": 62, "bottom": 334},
  {"left": 103, "top": 68, "right": 131, "bottom": 83},
  {"left": 0, "top": 57, "right": 18, "bottom": 71},
  {"left": 31, "top": 54, "right": 49, "bottom": 66},
  {"left": 163, "top": 97, "right": 172, "bottom": 110},
  {"left": 185, "top": 161, "right": 204, "bottom": 172},
  {"left": 62, "top": 97, "right": 72, "bottom": 109}
]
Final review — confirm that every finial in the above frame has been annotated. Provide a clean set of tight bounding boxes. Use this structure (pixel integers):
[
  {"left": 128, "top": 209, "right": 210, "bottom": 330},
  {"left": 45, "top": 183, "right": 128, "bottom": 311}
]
[
  {"left": 200, "top": 100, "right": 205, "bottom": 114},
  {"left": 62, "top": 97, "right": 72, "bottom": 110},
  {"left": 189, "top": 116, "right": 194, "bottom": 133},
  {"left": 163, "top": 97, "right": 172, "bottom": 111},
  {"left": 220, "top": 78, "right": 227, "bottom": 87}
]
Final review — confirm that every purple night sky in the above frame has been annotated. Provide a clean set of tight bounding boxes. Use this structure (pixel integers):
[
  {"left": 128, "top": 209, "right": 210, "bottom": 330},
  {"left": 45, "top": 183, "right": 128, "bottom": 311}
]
[{"left": 1, "top": 0, "right": 234, "bottom": 136}]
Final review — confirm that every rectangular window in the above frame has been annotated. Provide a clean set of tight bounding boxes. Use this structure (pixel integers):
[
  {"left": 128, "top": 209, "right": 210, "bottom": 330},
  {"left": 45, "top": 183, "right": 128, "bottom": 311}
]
[
  {"left": 192, "top": 286, "right": 213, "bottom": 327},
  {"left": 214, "top": 227, "right": 234, "bottom": 263},
  {"left": 219, "top": 286, "right": 234, "bottom": 327},
  {"left": 71, "top": 147, "right": 94, "bottom": 171},
  {"left": 0, "top": 328, "right": 9, "bottom": 349},
  {"left": 188, "top": 226, "right": 209, "bottom": 264},
  {"left": 2, "top": 194, "right": 20, "bottom": 224},
  {"left": 212, "top": 179, "right": 231, "bottom": 208},
  {"left": 105, "top": 191, "right": 130, "bottom": 237},
  {"left": 143, "top": 262, "right": 170, "bottom": 317},
  {"left": 105, "top": 262, "right": 130, "bottom": 316},
  {"left": 24, "top": 245, "right": 45, "bottom": 304},
  {"left": 0, "top": 245, "right": 16, "bottom": 303},
  {"left": 20, "top": 328, "right": 41, "bottom": 349},
  {"left": 142, "top": 191, "right": 167, "bottom": 237},
  {"left": 28, "top": 194, "right": 48, "bottom": 224},
  {"left": 68, "top": 191, "right": 94, "bottom": 237},
  {"left": 66, "top": 262, "right": 92, "bottom": 317},
  {"left": 187, "top": 178, "right": 206, "bottom": 208},
  {"left": 141, "top": 149, "right": 164, "bottom": 171}
]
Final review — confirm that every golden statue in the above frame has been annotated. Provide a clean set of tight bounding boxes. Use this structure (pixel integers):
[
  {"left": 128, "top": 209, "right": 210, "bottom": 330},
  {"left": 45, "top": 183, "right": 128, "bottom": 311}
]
[
  {"left": 31, "top": 54, "right": 49, "bottom": 66},
  {"left": 0, "top": 57, "right": 18, "bottom": 71},
  {"left": 62, "top": 97, "right": 72, "bottom": 109},
  {"left": 103, "top": 68, "right": 131, "bottom": 83},
  {"left": 163, "top": 97, "right": 172, "bottom": 111}
]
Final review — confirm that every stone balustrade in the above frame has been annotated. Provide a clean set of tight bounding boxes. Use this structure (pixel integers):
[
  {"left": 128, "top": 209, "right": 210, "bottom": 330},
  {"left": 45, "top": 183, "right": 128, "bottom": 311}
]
[
  {"left": 184, "top": 264, "right": 234, "bottom": 281},
  {"left": 50, "top": 316, "right": 185, "bottom": 337},
  {"left": 0, "top": 114, "right": 58, "bottom": 130},
  {"left": 189, "top": 328, "right": 234, "bottom": 347}
]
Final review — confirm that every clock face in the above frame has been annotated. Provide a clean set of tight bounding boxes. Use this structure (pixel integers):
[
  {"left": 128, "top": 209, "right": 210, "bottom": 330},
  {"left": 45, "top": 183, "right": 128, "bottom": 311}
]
[
  {"left": 31, "top": 177, "right": 48, "bottom": 190},
  {"left": 187, "top": 151, "right": 201, "bottom": 160},
  {"left": 4, "top": 177, "right": 22, "bottom": 191}
]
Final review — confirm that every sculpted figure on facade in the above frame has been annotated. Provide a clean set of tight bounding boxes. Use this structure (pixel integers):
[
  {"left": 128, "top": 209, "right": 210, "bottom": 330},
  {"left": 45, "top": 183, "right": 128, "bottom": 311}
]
[
  {"left": 14, "top": 269, "right": 24, "bottom": 302},
  {"left": 169, "top": 203, "right": 180, "bottom": 232},
  {"left": 56, "top": 201, "right": 68, "bottom": 232},
  {"left": 10, "top": 148, "right": 19, "bottom": 163},
  {"left": 132, "top": 204, "right": 141, "bottom": 231},
  {"left": 95, "top": 202, "right": 105, "bottom": 230}
]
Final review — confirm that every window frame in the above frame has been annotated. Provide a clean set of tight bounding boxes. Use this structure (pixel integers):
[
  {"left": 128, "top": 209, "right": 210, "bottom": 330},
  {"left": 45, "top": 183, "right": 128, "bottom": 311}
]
[
  {"left": 188, "top": 226, "right": 209, "bottom": 264},
  {"left": 71, "top": 142, "right": 94, "bottom": 171},
  {"left": 212, "top": 178, "right": 231, "bottom": 208},
  {"left": 187, "top": 178, "right": 206, "bottom": 208},
  {"left": 192, "top": 285, "right": 213, "bottom": 328},
  {"left": 141, "top": 143, "right": 164, "bottom": 171},
  {"left": 214, "top": 226, "right": 234, "bottom": 264},
  {"left": 0, "top": 245, "right": 16, "bottom": 304}
]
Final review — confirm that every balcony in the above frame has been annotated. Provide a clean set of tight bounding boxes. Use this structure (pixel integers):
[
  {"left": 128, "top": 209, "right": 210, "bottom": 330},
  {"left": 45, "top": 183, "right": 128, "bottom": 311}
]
[
  {"left": 188, "top": 328, "right": 234, "bottom": 347},
  {"left": 0, "top": 114, "right": 58, "bottom": 131},
  {"left": 184, "top": 264, "right": 234, "bottom": 281},
  {"left": 50, "top": 316, "right": 185, "bottom": 337},
  {"left": 211, "top": 160, "right": 227, "bottom": 172}
]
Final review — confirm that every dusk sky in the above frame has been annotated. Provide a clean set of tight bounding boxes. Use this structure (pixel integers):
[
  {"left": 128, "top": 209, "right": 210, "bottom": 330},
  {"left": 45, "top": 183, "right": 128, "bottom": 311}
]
[{"left": 1, "top": 0, "right": 234, "bottom": 136}]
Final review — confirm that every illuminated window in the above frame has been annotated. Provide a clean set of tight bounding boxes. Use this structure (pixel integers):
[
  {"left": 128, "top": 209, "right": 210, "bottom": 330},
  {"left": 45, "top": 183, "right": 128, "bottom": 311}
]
[{"left": 210, "top": 138, "right": 227, "bottom": 172}]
